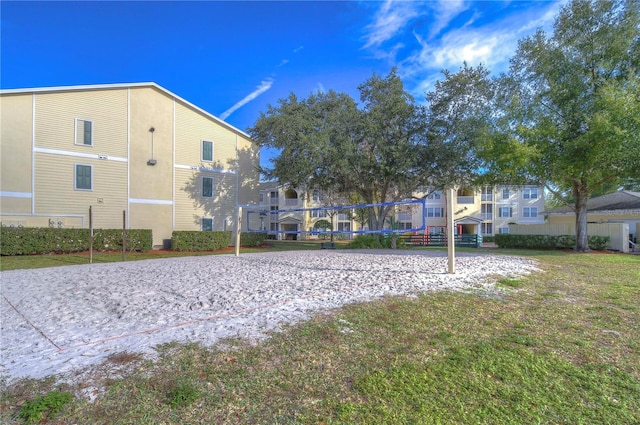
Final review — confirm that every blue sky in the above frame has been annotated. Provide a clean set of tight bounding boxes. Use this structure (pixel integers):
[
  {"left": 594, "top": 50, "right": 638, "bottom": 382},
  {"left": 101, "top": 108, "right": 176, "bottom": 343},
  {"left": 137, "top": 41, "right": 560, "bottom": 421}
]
[{"left": 1, "top": 1, "right": 565, "bottom": 168}]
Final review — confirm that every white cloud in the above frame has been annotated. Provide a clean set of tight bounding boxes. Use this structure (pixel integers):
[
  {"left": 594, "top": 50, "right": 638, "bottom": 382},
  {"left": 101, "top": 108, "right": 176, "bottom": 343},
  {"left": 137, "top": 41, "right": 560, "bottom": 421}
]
[
  {"left": 427, "top": 0, "right": 470, "bottom": 38},
  {"left": 395, "top": 1, "right": 565, "bottom": 97},
  {"left": 220, "top": 79, "right": 273, "bottom": 120},
  {"left": 362, "top": 0, "right": 420, "bottom": 49}
]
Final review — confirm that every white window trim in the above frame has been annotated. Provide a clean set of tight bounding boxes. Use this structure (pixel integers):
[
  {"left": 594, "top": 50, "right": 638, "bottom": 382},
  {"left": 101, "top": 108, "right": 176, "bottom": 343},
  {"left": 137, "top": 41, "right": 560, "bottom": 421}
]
[
  {"left": 499, "top": 207, "right": 512, "bottom": 218},
  {"left": 74, "top": 118, "right": 93, "bottom": 147},
  {"left": 427, "top": 207, "right": 444, "bottom": 218},
  {"left": 523, "top": 187, "right": 539, "bottom": 200},
  {"left": 201, "top": 217, "right": 214, "bottom": 231},
  {"left": 201, "top": 176, "right": 214, "bottom": 198},
  {"left": 201, "top": 140, "right": 214, "bottom": 162},
  {"left": 523, "top": 206, "right": 538, "bottom": 218},
  {"left": 74, "top": 163, "right": 93, "bottom": 191}
]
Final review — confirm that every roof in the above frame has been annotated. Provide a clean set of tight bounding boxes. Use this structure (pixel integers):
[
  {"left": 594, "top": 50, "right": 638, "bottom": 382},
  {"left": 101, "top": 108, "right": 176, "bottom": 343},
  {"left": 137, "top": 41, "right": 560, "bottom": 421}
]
[
  {"left": 546, "top": 190, "right": 640, "bottom": 214},
  {"left": 0, "top": 82, "right": 251, "bottom": 139},
  {"left": 454, "top": 215, "right": 484, "bottom": 224}
]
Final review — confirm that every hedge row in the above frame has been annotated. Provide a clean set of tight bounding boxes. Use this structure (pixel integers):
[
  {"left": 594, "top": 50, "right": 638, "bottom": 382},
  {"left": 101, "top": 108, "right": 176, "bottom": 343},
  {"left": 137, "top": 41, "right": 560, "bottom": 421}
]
[
  {"left": 171, "top": 231, "right": 231, "bottom": 251},
  {"left": 0, "top": 227, "right": 153, "bottom": 256},
  {"left": 494, "top": 234, "right": 610, "bottom": 250}
]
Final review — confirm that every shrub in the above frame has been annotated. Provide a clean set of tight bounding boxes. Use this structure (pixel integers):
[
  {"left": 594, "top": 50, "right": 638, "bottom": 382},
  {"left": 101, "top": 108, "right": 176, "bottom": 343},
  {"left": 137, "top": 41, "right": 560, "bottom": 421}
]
[
  {"left": 494, "top": 234, "right": 610, "bottom": 250},
  {"left": 346, "top": 234, "right": 407, "bottom": 249},
  {"left": 346, "top": 235, "right": 383, "bottom": 249},
  {"left": 240, "top": 232, "right": 267, "bottom": 247},
  {"left": 0, "top": 227, "right": 152, "bottom": 256},
  {"left": 171, "top": 231, "right": 231, "bottom": 251}
]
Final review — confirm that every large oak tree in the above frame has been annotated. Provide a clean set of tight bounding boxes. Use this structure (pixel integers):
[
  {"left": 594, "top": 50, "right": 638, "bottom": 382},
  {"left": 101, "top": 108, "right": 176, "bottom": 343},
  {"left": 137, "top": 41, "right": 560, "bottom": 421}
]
[
  {"left": 481, "top": 0, "right": 640, "bottom": 251},
  {"left": 249, "top": 69, "right": 482, "bottom": 230}
]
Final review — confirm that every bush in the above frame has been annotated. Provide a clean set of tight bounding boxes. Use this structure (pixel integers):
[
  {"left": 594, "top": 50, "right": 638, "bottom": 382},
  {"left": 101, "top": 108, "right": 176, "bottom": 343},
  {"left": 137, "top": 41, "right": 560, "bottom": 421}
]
[
  {"left": 346, "top": 235, "right": 383, "bottom": 249},
  {"left": 0, "top": 227, "right": 152, "bottom": 256},
  {"left": 494, "top": 234, "right": 610, "bottom": 250},
  {"left": 346, "top": 234, "right": 407, "bottom": 249},
  {"left": 240, "top": 232, "right": 267, "bottom": 247},
  {"left": 171, "top": 231, "right": 231, "bottom": 251}
]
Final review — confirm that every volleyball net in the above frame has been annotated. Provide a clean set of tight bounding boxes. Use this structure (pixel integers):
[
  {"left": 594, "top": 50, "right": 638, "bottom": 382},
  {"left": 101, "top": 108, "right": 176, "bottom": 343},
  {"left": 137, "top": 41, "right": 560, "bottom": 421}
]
[{"left": 244, "top": 198, "right": 427, "bottom": 238}]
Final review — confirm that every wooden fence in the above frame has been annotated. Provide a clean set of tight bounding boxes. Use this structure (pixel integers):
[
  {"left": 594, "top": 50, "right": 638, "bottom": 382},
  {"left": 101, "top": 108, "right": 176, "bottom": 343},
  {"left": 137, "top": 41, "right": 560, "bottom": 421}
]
[{"left": 509, "top": 223, "right": 629, "bottom": 252}]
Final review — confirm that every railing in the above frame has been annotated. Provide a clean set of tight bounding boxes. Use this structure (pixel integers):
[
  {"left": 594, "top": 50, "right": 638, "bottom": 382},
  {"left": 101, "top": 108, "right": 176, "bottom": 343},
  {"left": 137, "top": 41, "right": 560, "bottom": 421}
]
[
  {"left": 457, "top": 196, "right": 474, "bottom": 204},
  {"left": 481, "top": 194, "right": 494, "bottom": 202},
  {"left": 481, "top": 213, "right": 493, "bottom": 221},
  {"left": 285, "top": 199, "right": 298, "bottom": 206},
  {"left": 401, "top": 233, "right": 482, "bottom": 248}
]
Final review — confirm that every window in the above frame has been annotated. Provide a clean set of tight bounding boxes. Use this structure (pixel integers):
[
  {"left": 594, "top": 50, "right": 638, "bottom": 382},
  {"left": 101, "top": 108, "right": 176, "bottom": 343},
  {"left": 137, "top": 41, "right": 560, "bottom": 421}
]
[
  {"left": 202, "top": 176, "right": 214, "bottom": 198},
  {"left": 482, "top": 223, "right": 493, "bottom": 235},
  {"left": 498, "top": 207, "right": 512, "bottom": 218},
  {"left": 398, "top": 222, "right": 412, "bottom": 230},
  {"left": 201, "top": 217, "right": 213, "bottom": 231},
  {"left": 427, "top": 191, "right": 441, "bottom": 200},
  {"left": 312, "top": 190, "right": 324, "bottom": 202},
  {"left": 396, "top": 212, "right": 411, "bottom": 221},
  {"left": 523, "top": 187, "right": 538, "bottom": 199},
  {"left": 202, "top": 140, "right": 213, "bottom": 162},
  {"left": 499, "top": 226, "right": 510, "bottom": 234},
  {"left": 75, "top": 119, "right": 93, "bottom": 146},
  {"left": 338, "top": 222, "right": 351, "bottom": 232},
  {"left": 427, "top": 207, "right": 444, "bottom": 218},
  {"left": 311, "top": 209, "right": 327, "bottom": 218},
  {"left": 259, "top": 193, "right": 265, "bottom": 203},
  {"left": 481, "top": 187, "right": 493, "bottom": 202},
  {"left": 481, "top": 204, "right": 493, "bottom": 220},
  {"left": 429, "top": 226, "right": 445, "bottom": 235},
  {"left": 502, "top": 188, "right": 510, "bottom": 200},
  {"left": 75, "top": 164, "right": 92, "bottom": 190},
  {"left": 523, "top": 207, "right": 538, "bottom": 218}
]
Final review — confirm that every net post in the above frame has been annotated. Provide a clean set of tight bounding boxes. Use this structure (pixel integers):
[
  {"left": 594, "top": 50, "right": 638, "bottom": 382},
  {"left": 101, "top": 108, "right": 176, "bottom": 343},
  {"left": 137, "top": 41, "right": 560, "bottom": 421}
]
[
  {"left": 235, "top": 206, "right": 242, "bottom": 257},
  {"left": 447, "top": 188, "right": 455, "bottom": 274}
]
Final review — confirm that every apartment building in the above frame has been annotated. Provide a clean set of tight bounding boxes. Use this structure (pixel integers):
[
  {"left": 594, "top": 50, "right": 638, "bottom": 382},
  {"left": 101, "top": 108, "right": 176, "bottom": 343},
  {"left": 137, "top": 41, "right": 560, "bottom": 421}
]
[
  {"left": 255, "top": 184, "right": 545, "bottom": 240},
  {"left": 0, "top": 83, "right": 260, "bottom": 247}
]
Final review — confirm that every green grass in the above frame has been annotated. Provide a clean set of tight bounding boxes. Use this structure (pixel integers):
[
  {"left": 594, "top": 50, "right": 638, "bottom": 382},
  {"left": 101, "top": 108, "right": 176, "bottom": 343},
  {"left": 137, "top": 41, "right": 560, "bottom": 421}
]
[
  {"left": 0, "top": 241, "right": 330, "bottom": 271},
  {"left": 1, "top": 250, "right": 639, "bottom": 424}
]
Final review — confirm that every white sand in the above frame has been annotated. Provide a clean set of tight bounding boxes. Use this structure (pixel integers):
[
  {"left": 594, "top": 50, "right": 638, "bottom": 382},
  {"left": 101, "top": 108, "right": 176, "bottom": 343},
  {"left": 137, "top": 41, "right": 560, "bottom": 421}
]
[{"left": 1, "top": 250, "right": 538, "bottom": 383}]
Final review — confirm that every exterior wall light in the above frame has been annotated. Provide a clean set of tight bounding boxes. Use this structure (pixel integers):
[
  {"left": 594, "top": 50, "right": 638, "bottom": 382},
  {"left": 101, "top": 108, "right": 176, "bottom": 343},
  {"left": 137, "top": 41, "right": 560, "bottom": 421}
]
[{"left": 147, "top": 127, "right": 157, "bottom": 166}]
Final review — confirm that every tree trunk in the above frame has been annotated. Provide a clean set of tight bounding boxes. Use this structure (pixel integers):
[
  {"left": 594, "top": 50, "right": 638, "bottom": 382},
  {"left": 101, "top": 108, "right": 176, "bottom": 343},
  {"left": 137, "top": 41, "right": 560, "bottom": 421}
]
[{"left": 574, "top": 183, "right": 590, "bottom": 252}]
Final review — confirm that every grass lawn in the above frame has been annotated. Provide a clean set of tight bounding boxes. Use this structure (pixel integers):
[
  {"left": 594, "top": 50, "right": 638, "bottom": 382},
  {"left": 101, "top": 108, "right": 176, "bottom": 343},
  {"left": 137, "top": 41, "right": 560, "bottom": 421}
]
[
  {"left": 1, "top": 249, "right": 639, "bottom": 424},
  {"left": 0, "top": 240, "right": 328, "bottom": 272}
]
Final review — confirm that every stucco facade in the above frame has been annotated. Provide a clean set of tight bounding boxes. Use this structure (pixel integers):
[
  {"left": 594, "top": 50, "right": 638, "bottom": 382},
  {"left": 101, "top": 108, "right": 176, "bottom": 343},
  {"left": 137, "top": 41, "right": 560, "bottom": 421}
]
[
  {"left": 0, "top": 83, "right": 260, "bottom": 247},
  {"left": 255, "top": 185, "right": 545, "bottom": 240}
]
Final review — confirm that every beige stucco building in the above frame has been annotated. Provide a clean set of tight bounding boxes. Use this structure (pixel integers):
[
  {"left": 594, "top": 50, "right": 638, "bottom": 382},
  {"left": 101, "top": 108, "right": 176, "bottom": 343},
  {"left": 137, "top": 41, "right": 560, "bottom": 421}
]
[
  {"left": 0, "top": 83, "right": 260, "bottom": 247},
  {"left": 254, "top": 184, "right": 545, "bottom": 241}
]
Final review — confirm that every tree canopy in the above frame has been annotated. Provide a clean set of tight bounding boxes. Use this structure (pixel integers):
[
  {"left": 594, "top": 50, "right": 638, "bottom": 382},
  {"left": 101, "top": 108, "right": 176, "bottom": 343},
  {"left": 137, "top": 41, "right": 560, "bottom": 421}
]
[
  {"left": 249, "top": 68, "right": 482, "bottom": 230},
  {"left": 480, "top": 0, "right": 640, "bottom": 250}
]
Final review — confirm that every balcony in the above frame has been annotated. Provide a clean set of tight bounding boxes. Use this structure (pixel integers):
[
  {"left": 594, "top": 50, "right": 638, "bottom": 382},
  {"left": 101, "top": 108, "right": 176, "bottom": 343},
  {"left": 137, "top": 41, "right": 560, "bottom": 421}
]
[
  {"left": 457, "top": 196, "right": 474, "bottom": 204},
  {"left": 481, "top": 194, "right": 494, "bottom": 202},
  {"left": 481, "top": 213, "right": 493, "bottom": 221},
  {"left": 285, "top": 198, "right": 298, "bottom": 206}
]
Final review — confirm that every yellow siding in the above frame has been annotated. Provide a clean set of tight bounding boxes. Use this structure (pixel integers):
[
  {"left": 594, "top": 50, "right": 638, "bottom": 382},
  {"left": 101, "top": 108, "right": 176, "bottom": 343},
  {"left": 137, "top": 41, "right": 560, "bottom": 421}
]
[
  {"left": 0, "top": 94, "right": 33, "bottom": 199},
  {"left": 175, "top": 102, "right": 237, "bottom": 169},
  {"left": 236, "top": 134, "right": 260, "bottom": 205},
  {"left": 34, "top": 89, "right": 128, "bottom": 157},
  {"left": 2, "top": 84, "right": 260, "bottom": 247},
  {"left": 129, "top": 87, "right": 173, "bottom": 201},
  {"left": 174, "top": 168, "right": 236, "bottom": 231},
  {"left": 34, "top": 153, "right": 128, "bottom": 229}
]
